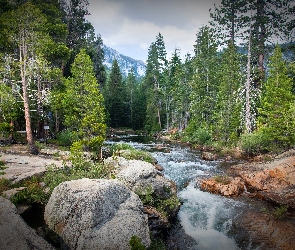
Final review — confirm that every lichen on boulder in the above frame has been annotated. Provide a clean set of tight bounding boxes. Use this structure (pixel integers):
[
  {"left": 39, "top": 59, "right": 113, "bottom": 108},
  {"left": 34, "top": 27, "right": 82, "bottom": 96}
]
[{"left": 44, "top": 178, "right": 150, "bottom": 250}]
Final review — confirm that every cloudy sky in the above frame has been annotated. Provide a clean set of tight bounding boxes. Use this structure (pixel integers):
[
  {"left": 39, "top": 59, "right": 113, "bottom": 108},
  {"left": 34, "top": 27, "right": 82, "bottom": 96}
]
[{"left": 86, "top": 0, "right": 220, "bottom": 62}]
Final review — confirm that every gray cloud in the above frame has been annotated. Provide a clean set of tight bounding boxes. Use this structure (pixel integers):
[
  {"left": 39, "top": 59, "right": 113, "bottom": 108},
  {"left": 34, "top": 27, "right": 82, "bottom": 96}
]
[{"left": 87, "top": 0, "right": 220, "bottom": 61}]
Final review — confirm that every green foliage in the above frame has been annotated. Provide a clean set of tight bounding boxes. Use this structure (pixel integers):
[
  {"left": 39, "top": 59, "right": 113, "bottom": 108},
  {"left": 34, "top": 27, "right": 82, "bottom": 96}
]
[
  {"left": 189, "top": 26, "right": 219, "bottom": 131},
  {"left": 240, "top": 131, "right": 270, "bottom": 155},
  {"left": 184, "top": 123, "right": 211, "bottom": 146},
  {"left": 214, "top": 175, "right": 231, "bottom": 185},
  {"left": 148, "top": 237, "right": 166, "bottom": 250},
  {"left": 135, "top": 184, "right": 180, "bottom": 219},
  {"left": 109, "top": 143, "right": 134, "bottom": 155},
  {"left": 214, "top": 43, "right": 243, "bottom": 145},
  {"left": 103, "top": 59, "right": 127, "bottom": 128},
  {"left": 0, "top": 122, "right": 12, "bottom": 138},
  {"left": 56, "top": 130, "right": 79, "bottom": 147},
  {"left": 110, "top": 143, "right": 155, "bottom": 164},
  {"left": 129, "top": 235, "right": 146, "bottom": 250},
  {"left": 43, "top": 145, "right": 110, "bottom": 193},
  {"left": 274, "top": 205, "right": 288, "bottom": 219},
  {"left": 10, "top": 177, "right": 49, "bottom": 205},
  {"left": 61, "top": 49, "right": 106, "bottom": 149},
  {"left": 257, "top": 45, "right": 295, "bottom": 150},
  {"left": 0, "top": 178, "right": 11, "bottom": 194},
  {"left": 0, "top": 156, "right": 7, "bottom": 175}
]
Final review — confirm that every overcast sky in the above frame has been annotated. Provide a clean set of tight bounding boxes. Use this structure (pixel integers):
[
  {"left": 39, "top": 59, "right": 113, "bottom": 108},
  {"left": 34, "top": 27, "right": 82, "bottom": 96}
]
[{"left": 86, "top": 0, "right": 220, "bottom": 62}]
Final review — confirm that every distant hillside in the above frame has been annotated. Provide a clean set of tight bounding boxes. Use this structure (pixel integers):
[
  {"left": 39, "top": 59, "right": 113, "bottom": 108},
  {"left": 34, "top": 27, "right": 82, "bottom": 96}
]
[{"left": 103, "top": 45, "right": 146, "bottom": 78}]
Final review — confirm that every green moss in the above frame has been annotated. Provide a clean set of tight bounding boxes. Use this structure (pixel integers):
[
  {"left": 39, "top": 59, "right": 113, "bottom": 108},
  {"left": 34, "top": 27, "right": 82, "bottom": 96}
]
[
  {"left": 129, "top": 235, "right": 146, "bottom": 250},
  {"left": 214, "top": 175, "right": 231, "bottom": 185},
  {"left": 135, "top": 185, "right": 180, "bottom": 219}
]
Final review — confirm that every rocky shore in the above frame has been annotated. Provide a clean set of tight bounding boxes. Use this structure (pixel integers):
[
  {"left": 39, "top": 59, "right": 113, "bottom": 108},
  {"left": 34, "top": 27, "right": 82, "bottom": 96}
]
[
  {"left": 200, "top": 149, "right": 295, "bottom": 250},
  {"left": 0, "top": 145, "right": 180, "bottom": 249}
]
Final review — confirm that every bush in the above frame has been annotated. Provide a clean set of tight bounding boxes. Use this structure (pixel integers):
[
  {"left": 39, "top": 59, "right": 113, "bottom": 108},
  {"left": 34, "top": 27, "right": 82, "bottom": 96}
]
[
  {"left": 184, "top": 126, "right": 211, "bottom": 145},
  {"left": 11, "top": 176, "right": 49, "bottom": 205},
  {"left": 0, "top": 178, "right": 12, "bottom": 194},
  {"left": 0, "top": 122, "right": 12, "bottom": 138},
  {"left": 240, "top": 132, "right": 270, "bottom": 156},
  {"left": 129, "top": 235, "right": 146, "bottom": 250},
  {"left": 56, "top": 129, "right": 79, "bottom": 146}
]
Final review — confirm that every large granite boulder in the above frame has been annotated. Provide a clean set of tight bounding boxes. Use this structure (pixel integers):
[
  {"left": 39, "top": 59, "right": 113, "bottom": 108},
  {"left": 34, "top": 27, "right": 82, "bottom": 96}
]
[
  {"left": 44, "top": 178, "right": 150, "bottom": 250},
  {"left": 105, "top": 157, "right": 177, "bottom": 197},
  {"left": 0, "top": 196, "right": 54, "bottom": 250},
  {"left": 105, "top": 157, "right": 180, "bottom": 232}
]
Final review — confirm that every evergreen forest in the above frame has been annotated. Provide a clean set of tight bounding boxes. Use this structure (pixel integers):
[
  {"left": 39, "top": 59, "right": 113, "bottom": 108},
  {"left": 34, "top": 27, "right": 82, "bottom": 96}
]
[{"left": 0, "top": 0, "right": 295, "bottom": 156}]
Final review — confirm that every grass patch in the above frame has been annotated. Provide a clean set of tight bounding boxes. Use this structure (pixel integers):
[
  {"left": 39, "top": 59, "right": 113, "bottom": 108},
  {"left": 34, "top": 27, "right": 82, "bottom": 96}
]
[
  {"left": 109, "top": 143, "right": 155, "bottom": 164},
  {"left": 0, "top": 158, "right": 8, "bottom": 175}
]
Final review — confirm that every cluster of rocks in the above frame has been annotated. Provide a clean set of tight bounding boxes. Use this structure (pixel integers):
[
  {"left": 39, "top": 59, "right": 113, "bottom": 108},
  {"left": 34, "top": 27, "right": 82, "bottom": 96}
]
[
  {"left": 200, "top": 176, "right": 245, "bottom": 196},
  {"left": 200, "top": 154, "right": 295, "bottom": 208}
]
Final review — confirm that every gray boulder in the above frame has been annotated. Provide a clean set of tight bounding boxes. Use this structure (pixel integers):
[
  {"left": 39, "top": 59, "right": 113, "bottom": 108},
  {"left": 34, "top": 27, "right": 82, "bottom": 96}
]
[
  {"left": 116, "top": 159, "right": 157, "bottom": 189},
  {"left": 0, "top": 196, "right": 54, "bottom": 250},
  {"left": 44, "top": 178, "right": 150, "bottom": 250}
]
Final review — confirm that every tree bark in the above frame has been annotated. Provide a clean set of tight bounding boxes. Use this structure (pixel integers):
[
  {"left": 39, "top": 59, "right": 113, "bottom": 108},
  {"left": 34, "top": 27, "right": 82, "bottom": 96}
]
[
  {"left": 245, "top": 32, "right": 252, "bottom": 133},
  {"left": 19, "top": 43, "right": 38, "bottom": 155}
]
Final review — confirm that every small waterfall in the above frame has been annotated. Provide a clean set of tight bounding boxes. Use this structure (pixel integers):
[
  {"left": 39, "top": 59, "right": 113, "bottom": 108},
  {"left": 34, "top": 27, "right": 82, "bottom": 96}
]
[
  {"left": 178, "top": 183, "right": 240, "bottom": 250},
  {"left": 152, "top": 147, "right": 243, "bottom": 249},
  {"left": 107, "top": 136, "right": 246, "bottom": 249}
]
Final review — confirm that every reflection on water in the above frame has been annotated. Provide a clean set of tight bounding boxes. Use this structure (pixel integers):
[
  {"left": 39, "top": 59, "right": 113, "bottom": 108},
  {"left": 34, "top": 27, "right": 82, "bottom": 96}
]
[{"left": 106, "top": 135, "right": 247, "bottom": 250}]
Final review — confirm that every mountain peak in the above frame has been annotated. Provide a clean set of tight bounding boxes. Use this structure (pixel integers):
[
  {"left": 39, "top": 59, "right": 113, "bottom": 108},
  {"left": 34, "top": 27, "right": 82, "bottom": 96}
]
[{"left": 103, "top": 45, "right": 146, "bottom": 77}]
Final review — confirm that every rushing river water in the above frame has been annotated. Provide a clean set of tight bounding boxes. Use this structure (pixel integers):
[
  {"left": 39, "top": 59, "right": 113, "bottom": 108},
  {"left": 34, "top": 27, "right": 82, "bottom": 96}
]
[{"left": 109, "top": 135, "right": 254, "bottom": 250}]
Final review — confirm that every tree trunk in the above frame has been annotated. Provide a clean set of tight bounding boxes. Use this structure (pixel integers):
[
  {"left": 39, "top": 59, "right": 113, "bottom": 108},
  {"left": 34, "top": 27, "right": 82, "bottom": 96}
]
[
  {"left": 20, "top": 43, "right": 38, "bottom": 155},
  {"left": 245, "top": 32, "right": 252, "bottom": 133}
]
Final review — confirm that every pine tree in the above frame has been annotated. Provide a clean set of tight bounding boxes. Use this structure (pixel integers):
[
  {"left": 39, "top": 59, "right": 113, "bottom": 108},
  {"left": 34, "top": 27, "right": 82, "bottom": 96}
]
[
  {"left": 210, "top": 0, "right": 249, "bottom": 45},
  {"left": 143, "top": 33, "right": 168, "bottom": 132},
  {"left": 190, "top": 26, "right": 219, "bottom": 129},
  {"left": 214, "top": 42, "right": 243, "bottom": 145},
  {"left": 104, "top": 59, "right": 126, "bottom": 128},
  {"left": 62, "top": 49, "right": 106, "bottom": 149},
  {"left": 258, "top": 45, "right": 295, "bottom": 148}
]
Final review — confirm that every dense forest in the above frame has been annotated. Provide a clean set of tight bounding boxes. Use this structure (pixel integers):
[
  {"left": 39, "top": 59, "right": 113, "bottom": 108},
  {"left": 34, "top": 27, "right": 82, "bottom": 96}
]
[{"left": 0, "top": 0, "right": 295, "bottom": 156}]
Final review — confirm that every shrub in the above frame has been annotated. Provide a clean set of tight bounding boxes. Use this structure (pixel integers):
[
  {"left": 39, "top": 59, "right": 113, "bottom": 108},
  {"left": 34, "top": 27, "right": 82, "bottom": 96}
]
[
  {"left": 240, "top": 132, "right": 270, "bottom": 156},
  {"left": 10, "top": 176, "right": 49, "bottom": 205},
  {"left": 214, "top": 175, "right": 231, "bottom": 185},
  {"left": 56, "top": 129, "right": 79, "bottom": 146},
  {"left": 109, "top": 143, "right": 155, "bottom": 164},
  {"left": 0, "top": 122, "right": 12, "bottom": 138},
  {"left": 183, "top": 124, "right": 211, "bottom": 145},
  {"left": 129, "top": 235, "right": 146, "bottom": 250}
]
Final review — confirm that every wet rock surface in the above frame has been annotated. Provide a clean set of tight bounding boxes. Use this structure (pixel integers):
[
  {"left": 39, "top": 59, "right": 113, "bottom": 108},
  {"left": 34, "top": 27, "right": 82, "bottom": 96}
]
[
  {"left": 232, "top": 209, "right": 295, "bottom": 250},
  {"left": 200, "top": 176, "right": 245, "bottom": 196}
]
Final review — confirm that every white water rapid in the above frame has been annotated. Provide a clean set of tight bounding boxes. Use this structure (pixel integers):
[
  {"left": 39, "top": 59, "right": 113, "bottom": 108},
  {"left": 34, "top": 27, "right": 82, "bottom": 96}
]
[{"left": 108, "top": 137, "right": 248, "bottom": 249}]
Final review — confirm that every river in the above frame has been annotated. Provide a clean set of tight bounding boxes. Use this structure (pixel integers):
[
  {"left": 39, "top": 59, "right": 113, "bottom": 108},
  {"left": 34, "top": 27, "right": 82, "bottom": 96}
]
[{"left": 109, "top": 135, "right": 259, "bottom": 250}]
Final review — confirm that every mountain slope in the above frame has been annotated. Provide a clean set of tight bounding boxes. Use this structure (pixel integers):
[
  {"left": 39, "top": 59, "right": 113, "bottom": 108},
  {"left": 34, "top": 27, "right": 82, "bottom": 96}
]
[{"left": 103, "top": 45, "right": 146, "bottom": 78}]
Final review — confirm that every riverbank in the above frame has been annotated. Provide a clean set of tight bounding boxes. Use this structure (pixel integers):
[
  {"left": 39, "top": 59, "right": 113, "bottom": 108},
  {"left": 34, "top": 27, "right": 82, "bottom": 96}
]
[
  {"left": 0, "top": 143, "right": 181, "bottom": 249},
  {"left": 199, "top": 149, "right": 295, "bottom": 250}
]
